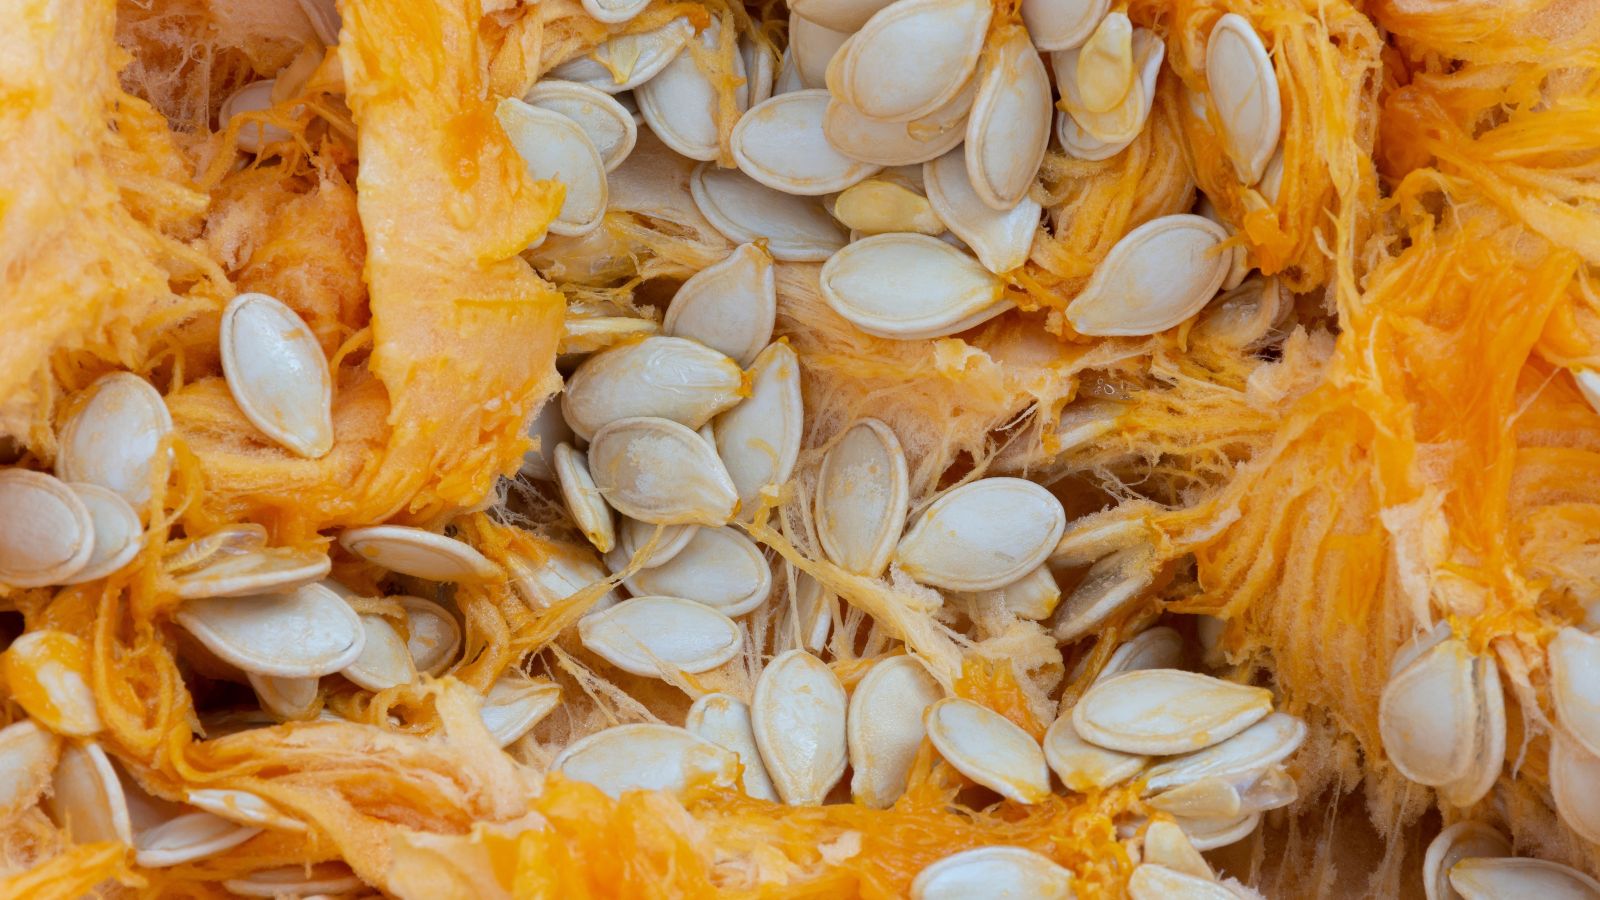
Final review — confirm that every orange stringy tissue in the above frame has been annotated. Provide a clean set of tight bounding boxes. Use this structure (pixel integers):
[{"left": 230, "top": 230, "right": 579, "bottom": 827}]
[{"left": 1, "top": 0, "right": 1599, "bottom": 895}]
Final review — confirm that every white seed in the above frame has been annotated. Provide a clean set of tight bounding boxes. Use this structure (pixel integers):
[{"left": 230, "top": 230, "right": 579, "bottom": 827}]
[
  {"left": 1128, "top": 864, "right": 1236, "bottom": 900},
  {"left": 1142, "top": 820, "right": 1213, "bottom": 881},
  {"left": 636, "top": 20, "right": 747, "bottom": 161},
  {"left": 220, "top": 81, "right": 292, "bottom": 154},
  {"left": 734, "top": 90, "right": 881, "bottom": 195},
  {"left": 789, "top": 0, "right": 895, "bottom": 31},
  {"left": 715, "top": 342, "right": 804, "bottom": 517},
  {"left": 895, "top": 477, "right": 1065, "bottom": 592},
  {"left": 824, "top": 97, "right": 968, "bottom": 168},
  {"left": 752, "top": 650, "right": 848, "bottom": 805},
  {"left": 614, "top": 519, "right": 699, "bottom": 570},
  {"left": 0, "top": 469, "right": 94, "bottom": 587},
  {"left": 686, "top": 693, "right": 779, "bottom": 801},
  {"left": 1021, "top": 0, "right": 1110, "bottom": 51},
  {"left": 959, "top": 563, "right": 1062, "bottom": 621},
  {"left": 1095, "top": 625, "right": 1186, "bottom": 683},
  {"left": 0, "top": 720, "right": 59, "bottom": 822},
  {"left": 553, "top": 723, "right": 740, "bottom": 798},
  {"left": 172, "top": 546, "right": 331, "bottom": 599},
  {"left": 1146, "top": 777, "right": 1243, "bottom": 818},
  {"left": 924, "top": 147, "right": 1039, "bottom": 274},
  {"left": 166, "top": 525, "right": 268, "bottom": 575},
  {"left": 911, "top": 846, "right": 1074, "bottom": 900},
  {"left": 963, "top": 29, "right": 1052, "bottom": 210},
  {"left": 1174, "top": 812, "right": 1262, "bottom": 852},
  {"left": 1043, "top": 711, "right": 1146, "bottom": 791},
  {"left": 790, "top": 13, "right": 851, "bottom": 89},
  {"left": 549, "top": 19, "right": 694, "bottom": 93},
  {"left": 55, "top": 372, "right": 171, "bottom": 507},
  {"left": 579, "top": 596, "right": 743, "bottom": 676},
  {"left": 624, "top": 526, "right": 771, "bottom": 616},
  {"left": 523, "top": 80, "right": 638, "bottom": 171},
  {"left": 1575, "top": 368, "right": 1600, "bottom": 415},
  {"left": 562, "top": 335, "right": 745, "bottom": 441},
  {"left": 497, "top": 98, "right": 608, "bottom": 237},
  {"left": 831, "top": 0, "right": 992, "bottom": 122},
  {"left": 1550, "top": 626, "right": 1600, "bottom": 757},
  {"left": 219, "top": 292, "right": 334, "bottom": 458},
  {"left": 1206, "top": 14, "right": 1282, "bottom": 185},
  {"left": 816, "top": 418, "right": 909, "bottom": 577},
  {"left": 783, "top": 567, "right": 834, "bottom": 653},
  {"left": 176, "top": 583, "right": 365, "bottom": 678},
  {"left": 60, "top": 484, "right": 142, "bottom": 585},
  {"left": 224, "top": 863, "right": 364, "bottom": 898},
  {"left": 248, "top": 673, "right": 319, "bottom": 719},
  {"left": 849, "top": 655, "right": 944, "bottom": 808},
  {"left": 554, "top": 442, "right": 616, "bottom": 554},
  {"left": 924, "top": 697, "right": 1051, "bottom": 803},
  {"left": 691, "top": 164, "right": 849, "bottom": 261},
  {"left": 1439, "top": 649, "right": 1504, "bottom": 808},
  {"left": 135, "top": 811, "right": 262, "bottom": 868},
  {"left": 587, "top": 416, "right": 740, "bottom": 525},
  {"left": 742, "top": 34, "right": 777, "bottom": 107},
  {"left": 46, "top": 741, "right": 132, "bottom": 844},
  {"left": 1377, "top": 637, "right": 1481, "bottom": 787},
  {"left": 185, "top": 789, "right": 305, "bottom": 833},
  {"left": 341, "top": 610, "right": 415, "bottom": 692},
  {"left": 1237, "top": 764, "right": 1297, "bottom": 814},
  {"left": 663, "top": 243, "right": 776, "bottom": 367},
  {"left": 1073, "top": 669, "right": 1274, "bottom": 755},
  {"left": 339, "top": 525, "right": 497, "bottom": 581},
  {"left": 508, "top": 542, "right": 620, "bottom": 612},
  {"left": 396, "top": 595, "right": 460, "bottom": 676},
  {"left": 479, "top": 675, "right": 561, "bottom": 747},
  {"left": 1144, "top": 711, "right": 1307, "bottom": 793},
  {"left": 581, "top": 0, "right": 647, "bottom": 24},
  {"left": 820, "top": 233, "right": 1011, "bottom": 340},
  {"left": 1051, "top": 546, "right": 1156, "bottom": 642},
  {"left": 1550, "top": 738, "right": 1600, "bottom": 844},
  {"left": 1449, "top": 858, "right": 1600, "bottom": 900},
  {"left": 1422, "top": 822, "right": 1510, "bottom": 900},
  {"left": 1066, "top": 214, "right": 1231, "bottom": 336}
]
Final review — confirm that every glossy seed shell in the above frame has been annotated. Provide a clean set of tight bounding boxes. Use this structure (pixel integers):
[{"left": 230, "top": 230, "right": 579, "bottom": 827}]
[
  {"left": 479, "top": 675, "right": 561, "bottom": 747},
  {"left": 924, "top": 698, "right": 1051, "bottom": 803},
  {"left": 497, "top": 98, "right": 608, "bottom": 236},
  {"left": 1550, "top": 626, "right": 1600, "bottom": 758},
  {"left": 588, "top": 416, "right": 739, "bottom": 525},
  {"left": 624, "top": 527, "right": 771, "bottom": 616},
  {"left": 176, "top": 583, "right": 365, "bottom": 678},
  {"left": 1066, "top": 215, "right": 1231, "bottom": 336},
  {"left": 820, "top": 233, "right": 1011, "bottom": 340},
  {"left": 342, "top": 612, "right": 415, "bottom": 692},
  {"left": 1043, "top": 713, "right": 1146, "bottom": 791},
  {"left": 663, "top": 243, "right": 776, "bottom": 367},
  {"left": 715, "top": 342, "right": 804, "bottom": 517},
  {"left": 172, "top": 546, "right": 331, "bottom": 599},
  {"left": 752, "top": 650, "right": 848, "bottom": 805},
  {"left": 0, "top": 721, "right": 59, "bottom": 822},
  {"left": 1051, "top": 546, "right": 1156, "bottom": 642},
  {"left": 562, "top": 335, "right": 745, "bottom": 441},
  {"left": 1206, "top": 14, "right": 1282, "bottom": 185},
  {"left": 398, "top": 595, "right": 461, "bottom": 676},
  {"left": 824, "top": 97, "right": 968, "bottom": 168},
  {"left": 1422, "top": 822, "right": 1510, "bottom": 900},
  {"left": 135, "top": 811, "right": 261, "bottom": 868},
  {"left": 549, "top": 19, "right": 693, "bottom": 93},
  {"left": 963, "top": 29, "right": 1052, "bottom": 210},
  {"left": 1021, "top": 0, "right": 1110, "bottom": 50},
  {"left": 56, "top": 372, "right": 171, "bottom": 507},
  {"left": 523, "top": 80, "right": 638, "bottom": 171},
  {"left": 185, "top": 788, "right": 306, "bottom": 832},
  {"left": 60, "top": 484, "right": 143, "bottom": 585},
  {"left": 553, "top": 723, "right": 739, "bottom": 798},
  {"left": 46, "top": 741, "right": 131, "bottom": 844},
  {"left": 849, "top": 655, "right": 944, "bottom": 808},
  {"left": 579, "top": 596, "right": 743, "bottom": 676},
  {"left": 924, "top": 148, "right": 1039, "bottom": 274},
  {"left": 686, "top": 693, "right": 779, "bottom": 801},
  {"left": 0, "top": 469, "right": 94, "bottom": 587},
  {"left": 911, "top": 846, "right": 1074, "bottom": 900},
  {"left": 636, "top": 20, "right": 747, "bottom": 161},
  {"left": 219, "top": 292, "right": 334, "bottom": 458},
  {"left": 733, "top": 90, "right": 880, "bottom": 195},
  {"left": 691, "top": 164, "right": 848, "bottom": 261},
  {"left": 1073, "top": 669, "right": 1274, "bottom": 755},
  {"left": 1377, "top": 637, "right": 1479, "bottom": 786},
  {"left": 339, "top": 525, "right": 498, "bottom": 581},
  {"left": 1128, "top": 864, "right": 1237, "bottom": 900},
  {"left": 554, "top": 442, "right": 616, "bottom": 553},
  {"left": 1143, "top": 711, "right": 1307, "bottom": 793},
  {"left": 1449, "top": 858, "right": 1600, "bottom": 899},
  {"left": 895, "top": 477, "right": 1066, "bottom": 591},
  {"left": 816, "top": 418, "right": 909, "bottom": 577},
  {"left": 832, "top": 0, "right": 992, "bottom": 122}
]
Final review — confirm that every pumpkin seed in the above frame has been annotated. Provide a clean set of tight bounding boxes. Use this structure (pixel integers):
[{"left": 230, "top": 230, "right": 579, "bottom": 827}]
[
  {"left": 686, "top": 692, "right": 780, "bottom": 801},
  {"left": 59, "top": 484, "right": 142, "bottom": 585},
  {"left": 830, "top": 0, "right": 991, "bottom": 122},
  {"left": 1423, "top": 822, "right": 1511, "bottom": 900},
  {"left": 173, "top": 545, "right": 331, "bottom": 599},
  {"left": 508, "top": 542, "right": 620, "bottom": 612},
  {"left": 964, "top": 29, "right": 1052, "bottom": 210},
  {"left": 219, "top": 80, "right": 292, "bottom": 154},
  {"left": 45, "top": 741, "right": 131, "bottom": 844},
  {"left": 135, "top": 810, "right": 262, "bottom": 868},
  {"left": 1378, "top": 638, "right": 1481, "bottom": 787},
  {"left": 1021, "top": 0, "right": 1109, "bottom": 51},
  {"left": 624, "top": 526, "right": 772, "bottom": 616},
  {"left": 1194, "top": 195, "right": 1251, "bottom": 291},
  {"left": 1575, "top": 368, "right": 1600, "bottom": 415},
  {"left": 636, "top": 19, "right": 747, "bottom": 161},
  {"left": 741, "top": 34, "right": 777, "bottom": 107},
  {"left": 553, "top": 723, "right": 740, "bottom": 798},
  {"left": 1053, "top": 29, "right": 1163, "bottom": 148},
  {"left": 734, "top": 90, "right": 881, "bottom": 195},
  {"left": 1146, "top": 776, "right": 1243, "bottom": 818},
  {"left": 789, "top": 0, "right": 895, "bottom": 31},
  {"left": 587, "top": 416, "right": 740, "bottom": 525},
  {"left": 1074, "top": 669, "right": 1274, "bottom": 755},
  {"left": 579, "top": 595, "right": 743, "bottom": 676},
  {"left": 994, "top": 400, "right": 1125, "bottom": 480},
  {"left": 783, "top": 567, "right": 834, "bottom": 652},
  {"left": 0, "top": 469, "right": 94, "bottom": 587},
  {"left": 2, "top": 630, "right": 102, "bottom": 737},
  {"left": 1142, "top": 820, "right": 1213, "bottom": 880},
  {"left": 339, "top": 525, "right": 498, "bottom": 581},
  {"left": 615, "top": 518, "right": 700, "bottom": 570},
  {"left": 923, "top": 148, "right": 1039, "bottom": 274},
  {"left": 1439, "top": 649, "right": 1504, "bottom": 807},
  {"left": 1195, "top": 277, "right": 1289, "bottom": 349},
  {"left": 848, "top": 655, "right": 944, "bottom": 808},
  {"left": 55, "top": 372, "right": 171, "bottom": 507},
  {"left": 715, "top": 342, "right": 804, "bottom": 516},
  {"left": 341, "top": 609, "right": 415, "bottom": 692},
  {"left": 752, "top": 650, "right": 848, "bottom": 805},
  {"left": 816, "top": 418, "right": 909, "bottom": 577},
  {"left": 0, "top": 720, "right": 59, "bottom": 822},
  {"left": 824, "top": 95, "right": 968, "bottom": 168},
  {"left": 1128, "top": 864, "right": 1236, "bottom": 900},
  {"left": 1094, "top": 625, "right": 1186, "bottom": 683},
  {"left": 219, "top": 292, "right": 334, "bottom": 459},
  {"left": 1143, "top": 711, "right": 1306, "bottom": 793},
  {"left": 524, "top": 80, "right": 638, "bottom": 172},
  {"left": 497, "top": 98, "right": 608, "bottom": 237},
  {"left": 691, "top": 164, "right": 849, "bottom": 261},
  {"left": 176, "top": 583, "right": 365, "bottom": 678},
  {"left": 1550, "top": 738, "right": 1600, "bottom": 843},
  {"left": 479, "top": 675, "right": 561, "bottom": 747},
  {"left": 663, "top": 242, "right": 776, "bottom": 367},
  {"left": 1051, "top": 546, "right": 1156, "bottom": 642},
  {"left": 549, "top": 18, "right": 694, "bottom": 93},
  {"left": 580, "top": 0, "right": 647, "bottom": 25},
  {"left": 958, "top": 563, "right": 1061, "bottom": 621},
  {"left": 790, "top": 13, "right": 851, "bottom": 90},
  {"left": 895, "top": 477, "right": 1065, "bottom": 591},
  {"left": 830, "top": 177, "right": 945, "bottom": 235},
  {"left": 248, "top": 672, "right": 319, "bottom": 719},
  {"left": 1074, "top": 13, "right": 1134, "bottom": 114},
  {"left": 1237, "top": 764, "right": 1297, "bottom": 814},
  {"left": 911, "top": 846, "right": 1074, "bottom": 900},
  {"left": 564, "top": 336, "right": 745, "bottom": 442},
  {"left": 397, "top": 595, "right": 461, "bottom": 676},
  {"left": 924, "top": 697, "right": 1051, "bottom": 803},
  {"left": 775, "top": 46, "right": 806, "bottom": 95},
  {"left": 1206, "top": 14, "right": 1281, "bottom": 185},
  {"left": 1043, "top": 711, "right": 1146, "bottom": 791},
  {"left": 165, "top": 523, "right": 268, "bottom": 575},
  {"left": 554, "top": 442, "right": 616, "bottom": 554},
  {"left": 1449, "top": 858, "right": 1600, "bottom": 899},
  {"left": 820, "top": 233, "right": 1010, "bottom": 340},
  {"left": 1550, "top": 626, "right": 1600, "bottom": 757},
  {"left": 184, "top": 788, "right": 306, "bottom": 832},
  {"left": 224, "top": 863, "right": 364, "bottom": 898},
  {"left": 1174, "top": 812, "right": 1261, "bottom": 851},
  {"left": 1067, "top": 214, "right": 1231, "bottom": 336}
]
